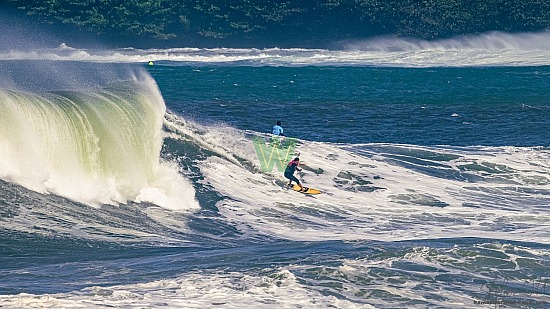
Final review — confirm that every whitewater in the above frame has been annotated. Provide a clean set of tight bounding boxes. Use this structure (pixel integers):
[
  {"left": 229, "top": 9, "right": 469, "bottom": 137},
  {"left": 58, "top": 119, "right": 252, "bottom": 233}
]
[{"left": 1, "top": 31, "right": 549, "bottom": 308}]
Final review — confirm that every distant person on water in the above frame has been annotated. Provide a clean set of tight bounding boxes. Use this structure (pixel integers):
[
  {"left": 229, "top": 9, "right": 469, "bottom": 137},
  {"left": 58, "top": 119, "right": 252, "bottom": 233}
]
[
  {"left": 284, "top": 157, "right": 304, "bottom": 191},
  {"left": 272, "top": 121, "right": 284, "bottom": 136}
]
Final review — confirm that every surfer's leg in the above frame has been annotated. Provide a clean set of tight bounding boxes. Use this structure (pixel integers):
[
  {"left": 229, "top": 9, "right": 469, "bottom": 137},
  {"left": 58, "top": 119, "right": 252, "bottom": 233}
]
[
  {"left": 291, "top": 175, "right": 303, "bottom": 190},
  {"left": 284, "top": 172, "right": 293, "bottom": 186}
]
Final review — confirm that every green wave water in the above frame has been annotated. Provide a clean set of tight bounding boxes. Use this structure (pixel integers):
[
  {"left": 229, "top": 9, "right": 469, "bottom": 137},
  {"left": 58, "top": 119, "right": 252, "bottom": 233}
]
[{"left": 0, "top": 74, "right": 198, "bottom": 210}]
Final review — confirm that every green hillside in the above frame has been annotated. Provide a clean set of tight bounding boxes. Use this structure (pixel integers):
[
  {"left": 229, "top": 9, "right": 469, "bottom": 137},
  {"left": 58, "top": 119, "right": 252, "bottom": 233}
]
[{"left": 5, "top": 0, "right": 550, "bottom": 47}]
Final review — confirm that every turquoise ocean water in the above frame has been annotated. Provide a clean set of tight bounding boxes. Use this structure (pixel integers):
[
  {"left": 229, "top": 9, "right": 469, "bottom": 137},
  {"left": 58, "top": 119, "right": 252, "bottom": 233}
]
[
  {"left": 152, "top": 65, "right": 550, "bottom": 146},
  {"left": 1, "top": 32, "right": 550, "bottom": 308}
]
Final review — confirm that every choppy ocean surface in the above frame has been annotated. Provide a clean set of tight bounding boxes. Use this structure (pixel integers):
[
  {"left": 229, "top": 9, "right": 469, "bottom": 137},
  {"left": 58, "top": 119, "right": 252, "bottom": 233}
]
[{"left": 1, "top": 32, "right": 550, "bottom": 308}]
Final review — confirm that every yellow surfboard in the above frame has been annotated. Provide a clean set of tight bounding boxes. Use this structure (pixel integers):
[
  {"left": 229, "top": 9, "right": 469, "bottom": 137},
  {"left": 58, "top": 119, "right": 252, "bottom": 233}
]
[{"left": 292, "top": 184, "right": 321, "bottom": 195}]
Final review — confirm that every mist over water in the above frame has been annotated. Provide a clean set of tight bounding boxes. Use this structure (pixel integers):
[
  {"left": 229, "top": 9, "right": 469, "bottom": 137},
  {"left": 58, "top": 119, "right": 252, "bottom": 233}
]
[
  {"left": 0, "top": 61, "right": 145, "bottom": 92},
  {"left": 342, "top": 30, "right": 550, "bottom": 51}
]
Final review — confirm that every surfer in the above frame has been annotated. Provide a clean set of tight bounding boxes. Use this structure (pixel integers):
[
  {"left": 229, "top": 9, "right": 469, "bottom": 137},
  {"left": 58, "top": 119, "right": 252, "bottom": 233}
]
[
  {"left": 284, "top": 157, "right": 304, "bottom": 191},
  {"left": 272, "top": 121, "right": 284, "bottom": 136}
]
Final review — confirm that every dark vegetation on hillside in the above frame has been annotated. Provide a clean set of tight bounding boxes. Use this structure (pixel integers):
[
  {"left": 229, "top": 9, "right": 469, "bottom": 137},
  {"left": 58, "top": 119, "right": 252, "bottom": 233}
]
[{"left": 4, "top": 0, "right": 550, "bottom": 47}]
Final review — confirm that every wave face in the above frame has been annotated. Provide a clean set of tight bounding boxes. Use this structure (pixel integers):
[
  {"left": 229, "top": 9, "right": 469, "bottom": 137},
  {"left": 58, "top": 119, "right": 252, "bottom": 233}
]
[
  {"left": 0, "top": 70, "right": 198, "bottom": 210},
  {"left": 1, "top": 31, "right": 550, "bottom": 67}
]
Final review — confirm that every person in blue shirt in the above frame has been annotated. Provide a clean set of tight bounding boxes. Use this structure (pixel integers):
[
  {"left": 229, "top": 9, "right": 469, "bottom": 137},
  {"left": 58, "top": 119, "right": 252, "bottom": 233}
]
[
  {"left": 284, "top": 157, "right": 304, "bottom": 191},
  {"left": 272, "top": 121, "right": 284, "bottom": 136}
]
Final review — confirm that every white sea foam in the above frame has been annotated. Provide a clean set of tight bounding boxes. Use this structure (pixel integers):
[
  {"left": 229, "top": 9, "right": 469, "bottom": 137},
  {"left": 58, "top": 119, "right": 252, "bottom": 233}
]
[
  {"left": 163, "top": 114, "right": 550, "bottom": 244},
  {"left": 4, "top": 243, "right": 547, "bottom": 308},
  {"left": 0, "top": 269, "right": 372, "bottom": 309}
]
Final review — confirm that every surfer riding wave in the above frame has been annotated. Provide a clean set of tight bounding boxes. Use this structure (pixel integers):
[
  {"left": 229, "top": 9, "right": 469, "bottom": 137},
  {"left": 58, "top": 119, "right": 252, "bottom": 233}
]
[{"left": 284, "top": 157, "right": 304, "bottom": 191}]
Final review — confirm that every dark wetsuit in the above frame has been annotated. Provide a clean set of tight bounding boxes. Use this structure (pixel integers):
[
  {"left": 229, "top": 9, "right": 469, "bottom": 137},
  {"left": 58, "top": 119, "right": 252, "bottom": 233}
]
[{"left": 284, "top": 160, "right": 301, "bottom": 184}]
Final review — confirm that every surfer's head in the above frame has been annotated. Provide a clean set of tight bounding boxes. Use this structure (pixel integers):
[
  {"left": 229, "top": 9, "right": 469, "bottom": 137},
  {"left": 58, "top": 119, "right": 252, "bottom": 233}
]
[
  {"left": 277, "top": 121, "right": 281, "bottom": 126},
  {"left": 293, "top": 157, "right": 300, "bottom": 162}
]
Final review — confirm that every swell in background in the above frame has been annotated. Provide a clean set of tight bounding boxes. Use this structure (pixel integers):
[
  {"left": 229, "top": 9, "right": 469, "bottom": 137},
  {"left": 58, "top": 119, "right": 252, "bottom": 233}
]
[{"left": 1, "top": 31, "right": 550, "bottom": 67}]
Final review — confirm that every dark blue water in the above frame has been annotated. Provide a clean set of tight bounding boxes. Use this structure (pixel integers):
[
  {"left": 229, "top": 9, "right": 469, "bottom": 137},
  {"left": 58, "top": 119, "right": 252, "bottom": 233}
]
[{"left": 150, "top": 65, "right": 550, "bottom": 146}]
